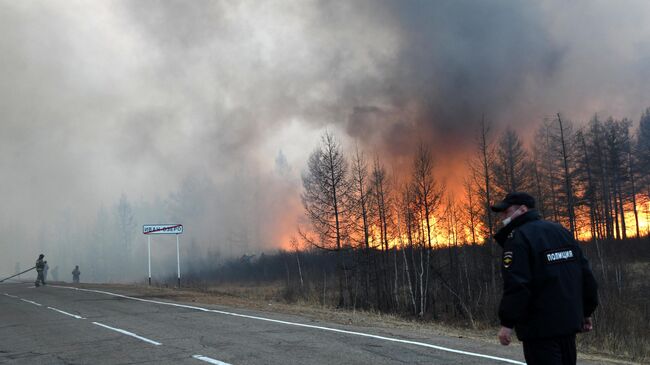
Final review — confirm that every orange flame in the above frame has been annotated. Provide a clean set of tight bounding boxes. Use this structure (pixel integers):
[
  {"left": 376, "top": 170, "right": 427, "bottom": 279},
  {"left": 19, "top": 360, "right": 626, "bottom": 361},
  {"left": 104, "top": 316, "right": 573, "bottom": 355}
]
[{"left": 287, "top": 197, "right": 649, "bottom": 250}]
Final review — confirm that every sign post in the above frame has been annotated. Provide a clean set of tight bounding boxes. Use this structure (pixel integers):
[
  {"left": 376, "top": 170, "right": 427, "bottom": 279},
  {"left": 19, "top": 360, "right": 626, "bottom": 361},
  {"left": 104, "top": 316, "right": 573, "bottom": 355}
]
[
  {"left": 143, "top": 224, "right": 184, "bottom": 287},
  {"left": 147, "top": 235, "right": 151, "bottom": 285},
  {"left": 176, "top": 235, "right": 181, "bottom": 288}
]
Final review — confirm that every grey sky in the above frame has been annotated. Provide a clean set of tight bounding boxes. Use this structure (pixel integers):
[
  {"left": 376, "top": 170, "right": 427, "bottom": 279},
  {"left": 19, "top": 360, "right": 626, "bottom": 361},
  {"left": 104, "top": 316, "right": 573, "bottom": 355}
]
[{"left": 1, "top": 1, "right": 649, "bottom": 279}]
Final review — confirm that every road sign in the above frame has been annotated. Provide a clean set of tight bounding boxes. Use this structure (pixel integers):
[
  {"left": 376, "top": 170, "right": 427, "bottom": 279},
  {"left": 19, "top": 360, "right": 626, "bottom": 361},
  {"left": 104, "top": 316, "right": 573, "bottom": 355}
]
[
  {"left": 143, "top": 224, "right": 183, "bottom": 235},
  {"left": 143, "top": 223, "right": 184, "bottom": 287}
]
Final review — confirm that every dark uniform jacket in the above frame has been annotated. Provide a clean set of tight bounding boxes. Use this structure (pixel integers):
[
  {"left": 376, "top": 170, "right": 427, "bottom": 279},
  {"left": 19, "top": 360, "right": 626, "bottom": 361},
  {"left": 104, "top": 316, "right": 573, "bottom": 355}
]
[
  {"left": 494, "top": 210, "right": 598, "bottom": 341},
  {"left": 35, "top": 258, "right": 45, "bottom": 272}
]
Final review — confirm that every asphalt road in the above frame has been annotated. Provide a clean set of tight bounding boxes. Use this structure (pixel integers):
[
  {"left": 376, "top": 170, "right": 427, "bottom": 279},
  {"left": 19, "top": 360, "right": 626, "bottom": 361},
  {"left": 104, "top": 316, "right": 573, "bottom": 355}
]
[{"left": 0, "top": 282, "right": 596, "bottom": 365}]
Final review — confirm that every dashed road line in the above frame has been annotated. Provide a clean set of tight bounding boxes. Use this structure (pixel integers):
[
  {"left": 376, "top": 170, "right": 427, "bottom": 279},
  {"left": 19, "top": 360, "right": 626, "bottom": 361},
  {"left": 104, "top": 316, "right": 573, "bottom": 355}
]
[
  {"left": 20, "top": 298, "right": 42, "bottom": 306},
  {"left": 52, "top": 285, "right": 524, "bottom": 365},
  {"left": 48, "top": 306, "right": 85, "bottom": 319},
  {"left": 92, "top": 322, "right": 162, "bottom": 346},
  {"left": 6, "top": 289, "right": 177, "bottom": 355},
  {"left": 192, "top": 354, "right": 232, "bottom": 365}
]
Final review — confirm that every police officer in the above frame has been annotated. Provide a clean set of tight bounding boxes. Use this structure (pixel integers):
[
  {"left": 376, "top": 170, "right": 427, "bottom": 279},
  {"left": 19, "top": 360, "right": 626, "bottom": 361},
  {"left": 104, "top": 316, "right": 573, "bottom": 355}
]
[
  {"left": 35, "top": 254, "right": 46, "bottom": 287},
  {"left": 491, "top": 192, "right": 598, "bottom": 365}
]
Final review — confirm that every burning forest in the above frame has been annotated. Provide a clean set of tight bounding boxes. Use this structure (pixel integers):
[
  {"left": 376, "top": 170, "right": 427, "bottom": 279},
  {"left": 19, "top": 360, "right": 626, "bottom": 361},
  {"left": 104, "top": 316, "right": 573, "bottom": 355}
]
[
  {"left": 299, "top": 112, "right": 650, "bottom": 253},
  {"left": 288, "top": 108, "right": 650, "bottom": 313}
]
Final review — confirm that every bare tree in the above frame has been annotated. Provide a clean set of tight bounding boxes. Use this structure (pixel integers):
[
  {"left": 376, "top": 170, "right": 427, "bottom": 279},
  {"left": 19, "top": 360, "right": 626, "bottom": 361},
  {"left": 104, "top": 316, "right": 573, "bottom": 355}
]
[
  {"left": 574, "top": 129, "right": 599, "bottom": 239},
  {"left": 585, "top": 115, "right": 615, "bottom": 239},
  {"left": 604, "top": 118, "right": 632, "bottom": 239},
  {"left": 576, "top": 115, "right": 641, "bottom": 240},
  {"left": 469, "top": 115, "right": 498, "bottom": 292},
  {"left": 411, "top": 143, "right": 443, "bottom": 317},
  {"left": 349, "top": 144, "right": 371, "bottom": 250},
  {"left": 492, "top": 127, "right": 533, "bottom": 196},
  {"left": 636, "top": 108, "right": 650, "bottom": 235},
  {"left": 370, "top": 156, "right": 395, "bottom": 310},
  {"left": 301, "top": 131, "right": 351, "bottom": 306},
  {"left": 530, "top": 147, "right": 547, "bottom": 219},
  {"left": 534, "top": 121, "right": 560, "bottom": 221},
  {"left": 412, "top": 143, "right": 443, "bottom": 250},
  {"left": 348, "top": 144, "right": 372, "bottom": 306},
  {"left": 289, "top": 236, "right": 304, "bottom": 290},
  {"left": 395, "top": 188, "right": 417, "bottom": 314},
  {"left": 625, "top": 139, "right": 641, "bottom": 238},
  {"left": 535, "top": 114, "right": 578, "bottom": 234},
  {"left": 371, "top": 157, "right": 393, "bottom": 253},
  {"left": 556, "top": 113, "right": 577, "bottom": 234},
  {"left": 115, "top": 194, "right": 136, "bottom": 253},
  {"left": 463, "top": 175, "right": 480, "bottom": 246},
  {"left": 637, "top": 109, "right": 650, "bottom": 186},
  {"left": 114, "top": 194, "right": 136, "bottom": 279}
]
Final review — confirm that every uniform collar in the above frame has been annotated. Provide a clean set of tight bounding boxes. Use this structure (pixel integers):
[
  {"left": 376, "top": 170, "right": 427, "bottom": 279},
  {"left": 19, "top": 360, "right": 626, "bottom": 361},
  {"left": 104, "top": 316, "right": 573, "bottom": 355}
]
[{"left": 494, "top": 210, "right": 540, "bottom": 247}]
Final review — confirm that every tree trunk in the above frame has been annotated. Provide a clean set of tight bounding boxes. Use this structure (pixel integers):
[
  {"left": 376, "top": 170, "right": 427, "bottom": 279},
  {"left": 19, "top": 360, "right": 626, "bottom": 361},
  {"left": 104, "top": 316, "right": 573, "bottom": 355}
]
[{"left": 557, "top": 114, "right": 576, "bottom": 235}]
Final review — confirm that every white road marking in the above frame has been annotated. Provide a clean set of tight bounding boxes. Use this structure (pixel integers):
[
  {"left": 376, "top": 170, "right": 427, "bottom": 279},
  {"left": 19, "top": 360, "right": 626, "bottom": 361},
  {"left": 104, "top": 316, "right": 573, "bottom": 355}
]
[
  {"left": 48, "top": 306, "right": 85, "bottom": 319},
  {"left": 92, "top": 321, "right": 162, "bottom": 346},
  {"left": 3, "top": 293, "right": 19, "bottom": 298},
  {"left": 20, "top": 298, "right": 42, "bottom": 306},
  {"left": 51, "top": 285, "right": 524, "bottom": 364},
  {"left": 192, "top": 354, "right": 232, "bottom": 365}
]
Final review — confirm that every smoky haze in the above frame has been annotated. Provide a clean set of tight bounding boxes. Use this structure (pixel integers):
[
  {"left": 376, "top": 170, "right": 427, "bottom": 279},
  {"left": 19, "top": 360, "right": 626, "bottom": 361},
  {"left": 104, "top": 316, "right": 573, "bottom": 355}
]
[{"left": 1, "top": 1, "right": 649, "bottom": 282}]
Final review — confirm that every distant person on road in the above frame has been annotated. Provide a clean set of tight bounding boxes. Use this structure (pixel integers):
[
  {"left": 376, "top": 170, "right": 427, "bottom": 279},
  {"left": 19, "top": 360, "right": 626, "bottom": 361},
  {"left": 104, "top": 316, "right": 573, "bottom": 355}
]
[
  {"left": 491, "top": 192, "right": 599, "bottom": 365},
  {"left": 72, "top": 265, "right": 80, "bottom": 284},
  {"left": 43, "top": 261, "right": 49, "bottom": 282},
  {"left": 35, "top": 254, "right": 46, "bottom": 287},
  {"left": 51, "top": 265, "right": 59, "bottom": 282}
]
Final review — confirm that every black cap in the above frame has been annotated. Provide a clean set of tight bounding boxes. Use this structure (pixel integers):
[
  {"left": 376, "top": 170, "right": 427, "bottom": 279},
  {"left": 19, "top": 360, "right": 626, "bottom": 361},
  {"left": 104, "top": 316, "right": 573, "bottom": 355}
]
[
  {"left": 39, "top": 254, "right": 44, "bottom": 258},
  {"left": 491, "top": 192, "right": 535, "bottom": 212}
]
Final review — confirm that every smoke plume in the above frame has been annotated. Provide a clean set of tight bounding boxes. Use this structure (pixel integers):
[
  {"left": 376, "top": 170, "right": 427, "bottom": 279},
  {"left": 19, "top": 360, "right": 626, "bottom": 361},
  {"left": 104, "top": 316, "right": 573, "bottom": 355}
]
[{"left": 1, "top": 1, "right": 648, "bottom": 281}]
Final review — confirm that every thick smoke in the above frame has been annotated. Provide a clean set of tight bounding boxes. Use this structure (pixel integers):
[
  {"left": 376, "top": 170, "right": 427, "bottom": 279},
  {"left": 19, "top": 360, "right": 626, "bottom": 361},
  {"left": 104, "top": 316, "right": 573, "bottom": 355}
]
[{"left": 1, "top": 1, "right": 649, "bottom": 281}]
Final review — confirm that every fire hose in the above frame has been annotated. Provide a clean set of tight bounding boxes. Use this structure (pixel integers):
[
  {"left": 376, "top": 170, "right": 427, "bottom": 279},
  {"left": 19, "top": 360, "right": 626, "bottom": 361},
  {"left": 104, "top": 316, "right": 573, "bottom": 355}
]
[{"left": 0, "top": 266, "right": 36, "bottom": 283}]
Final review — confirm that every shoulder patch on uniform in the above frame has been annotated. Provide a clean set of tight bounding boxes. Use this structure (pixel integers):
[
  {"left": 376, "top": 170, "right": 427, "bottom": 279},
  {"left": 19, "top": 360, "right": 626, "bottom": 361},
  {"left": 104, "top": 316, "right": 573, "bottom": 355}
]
[
  {"left": 544, "top": 247, "right": 576, "bottom": 265},
  {"left": 503, "top": 251, "right": 513, "bottom": 268}
]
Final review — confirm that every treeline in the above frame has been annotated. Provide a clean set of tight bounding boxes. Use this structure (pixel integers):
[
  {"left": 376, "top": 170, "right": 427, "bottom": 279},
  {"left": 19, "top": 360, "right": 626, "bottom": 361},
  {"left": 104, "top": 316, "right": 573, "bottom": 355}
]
[
  {"left": 297, "top": 108, "right": 650, "bottom": 316},
  {"left": 531, "top": 112, "right": 650, "bottom": 241}
]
